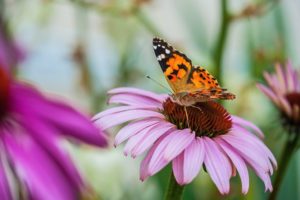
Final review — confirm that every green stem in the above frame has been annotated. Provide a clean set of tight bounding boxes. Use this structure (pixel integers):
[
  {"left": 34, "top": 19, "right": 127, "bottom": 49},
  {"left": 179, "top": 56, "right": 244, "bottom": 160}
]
[
  {"left": 164, "top": 172, "right": 185, "bottom": 200},
  {"left": 213, "top": 0, "right": 231, "bottom": 85},
  {"left": 269, "top": 135, "right": 299, "bottom": 200}
]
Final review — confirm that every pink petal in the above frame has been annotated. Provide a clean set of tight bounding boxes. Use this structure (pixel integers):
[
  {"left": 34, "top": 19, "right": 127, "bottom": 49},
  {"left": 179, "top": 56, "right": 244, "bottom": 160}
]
[
  {"left": 263, "top": 72, "right": 277, "bottom": 92},
  {"left": 182, "top": 138, "right": 205, "bottom": 184},
  {"left": 108, "top": 87, "right": 166, "bottom": 103},
  {"left": 114, "top": 118, "right": 162, "bottom": 146},
  {"left": 231, "top": 126, "right": 277, "bottom": 169},
  {"left": 221, "top": 131, "right": 272, "bottom": 173},
  {"left": 217, "top": 139, "right": 249, "bottom": 194},
  {"left": 123, "top": 122, "right": 160, "bottom": 157},
  {"left": 231, "top": 115, "right": 264, "bottom": 139},
  {"left": 17, "top": 117, "right": 83, "bottom": 188},
  {"left": 251, "top": 164, "right": 273, "bottom": 192},
  {"left": 108, "top": 94, "right": 162, "bottom": 108},
  {"left": 202, "top": 137, "right": 231, "bottom": 195},
  {"left": 275, "top": 63, "right": 287, "bottom": 92},
  {"left": 131, "top": 122, "right": 175, "bottom": 157},
  {"left": 140, "top": 134, "right": 169, "bottom": 181},
  {"left": 172, "top": 153, "right": 184, "bottom": 184},
  {"left": 3, "top": 134, "right": 77, "bottom": 200},
  {"left": 256, "top": 84, "right": 279, "bottom": 106},
  {"left": 285, "top": 62, "right": 297, "bottom": 92},
  {"left": 163, "top": 129, "right": 195, "bottom": 161},
  {"left": 95, "top": 109, "right": 164, "bottom": 130},
  {"left": 148, "top": 131, "right": 178, "bottom": 176},
  {"left": 0, "top": 160, "right": 12, "bottom": 200},
  {"left": 92, "top": 105, "right": 157, "bottom": 121},
  {"left": 278, "top": 96, "right": 292, "bottom": 117},
  {"left": 12, "top": 83, "right": 107, "bottom": 147}
]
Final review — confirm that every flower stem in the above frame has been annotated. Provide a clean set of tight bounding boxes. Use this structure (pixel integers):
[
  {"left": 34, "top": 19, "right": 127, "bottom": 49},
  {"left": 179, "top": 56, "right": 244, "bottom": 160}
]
[
  {"left": 213, "top": 0, "right": 231, "bottom": 85},
  {"left": 164, "top": 172, "right": 185, "bottom": 200},
  {"left": 269, "top": 135, "right": 299, "bottom": 200}
]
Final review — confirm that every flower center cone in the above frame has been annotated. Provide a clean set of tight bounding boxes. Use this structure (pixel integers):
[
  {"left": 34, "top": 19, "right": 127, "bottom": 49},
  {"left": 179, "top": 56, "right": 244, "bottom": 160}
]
[{"left": 162, "top": 98, "right": 232, "bottom": 137}]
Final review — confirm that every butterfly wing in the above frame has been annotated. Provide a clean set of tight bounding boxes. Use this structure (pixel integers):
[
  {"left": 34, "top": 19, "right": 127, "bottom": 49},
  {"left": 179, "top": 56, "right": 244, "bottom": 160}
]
[
  {"left": 186, "top": 65, "right": 235, "bottom": 100},
  {"left": 153, "top": 37, "right": 192, "bottom": 93}
]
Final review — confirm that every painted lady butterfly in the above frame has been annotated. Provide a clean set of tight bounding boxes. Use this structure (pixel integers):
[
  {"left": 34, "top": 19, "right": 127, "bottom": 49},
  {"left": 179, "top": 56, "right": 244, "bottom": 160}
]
[{"left": 153, "top": 37, "right": 235, "bottom": 107}]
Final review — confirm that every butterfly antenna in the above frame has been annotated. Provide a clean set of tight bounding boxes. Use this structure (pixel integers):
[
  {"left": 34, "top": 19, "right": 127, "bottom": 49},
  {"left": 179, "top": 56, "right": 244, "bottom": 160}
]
[{"left": 146, "top": 75, "right": 173, "bottom": 94}]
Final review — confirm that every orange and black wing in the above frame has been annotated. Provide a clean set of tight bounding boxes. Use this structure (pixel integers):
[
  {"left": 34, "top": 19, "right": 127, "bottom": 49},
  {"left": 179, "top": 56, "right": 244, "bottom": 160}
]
[
  {"left": 153, "top": 37, "right": 192, "bottom": 93},
  {"left": 187, "top": 65, "right": 235, "bottom": 100}
]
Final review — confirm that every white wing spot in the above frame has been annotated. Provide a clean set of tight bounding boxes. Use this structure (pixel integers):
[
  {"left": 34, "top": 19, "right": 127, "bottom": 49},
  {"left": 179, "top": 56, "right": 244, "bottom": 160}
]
[
  {"left": 157, "top": 54, "right": 165, "bottom": 61},
  {"left": 153, "top": 46, "right": 157, "bottom": 49},
  {"left": 165, "top": 49, "right": 170, "bottom": 54}
]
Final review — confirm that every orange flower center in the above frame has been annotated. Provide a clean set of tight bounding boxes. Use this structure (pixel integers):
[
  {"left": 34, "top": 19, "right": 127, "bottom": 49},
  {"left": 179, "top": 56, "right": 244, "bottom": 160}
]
[{"left": 162, "top": 98, "right": 232, "bottom": 137}]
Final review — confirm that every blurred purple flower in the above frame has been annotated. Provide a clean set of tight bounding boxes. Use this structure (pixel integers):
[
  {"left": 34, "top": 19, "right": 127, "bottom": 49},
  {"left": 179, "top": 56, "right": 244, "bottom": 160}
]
[
  {"left": 93, "top": 87, "right": 276, "bottom": 194},
  {"left": 257, "top": 62, "right": 300, "bottom": 133},
  {"left": 0, "top": 66, "right": 108, "bottom": 200}
]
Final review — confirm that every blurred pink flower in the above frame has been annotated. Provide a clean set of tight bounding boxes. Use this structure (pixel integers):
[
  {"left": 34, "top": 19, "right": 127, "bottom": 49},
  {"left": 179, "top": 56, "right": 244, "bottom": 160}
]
[
  {"left": 257, "top": 62, "right": 300, "bottom": 132},
  {"left": 0, "top": 66, "right": 108, "bottom": 200},
  {"left": 93, "top": 87, "right": 276, "bottom": 195}
]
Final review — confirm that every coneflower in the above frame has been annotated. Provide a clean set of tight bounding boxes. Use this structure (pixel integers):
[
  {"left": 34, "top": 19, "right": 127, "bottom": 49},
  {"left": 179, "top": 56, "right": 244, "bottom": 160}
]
[{"left": 94, "top": 87, "right": 276, "bottom": 198}]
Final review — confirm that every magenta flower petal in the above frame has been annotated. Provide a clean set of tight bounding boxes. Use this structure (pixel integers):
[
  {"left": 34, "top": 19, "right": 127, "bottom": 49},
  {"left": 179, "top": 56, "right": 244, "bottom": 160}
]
[
  {"left": 0, "top": 35, "right": 108, "bottom": 198},
  {"left": 0, "top": 160, "right": 12, "bottom": 200},
  {"left": 217, "top": 139, "right": 249, "bottom": 194},
  {"left": 12, "top": 84, "right": 107, "bottom": 147},
  {"left": 3, "top": 134, "right": 77, "bottom": 200},
  {"left": 203, "top": 137, "right": 231, "bottom": 194},
  {"left": 17, "top": 116, "right": 83, "bottom": 188},
  {"left": 114, "top": 118, "right": 162, "bottom": 146}
]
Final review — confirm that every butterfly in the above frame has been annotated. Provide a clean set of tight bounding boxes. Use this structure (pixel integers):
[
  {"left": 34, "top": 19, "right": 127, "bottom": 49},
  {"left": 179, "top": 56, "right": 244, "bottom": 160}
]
[{"left": 153, "top": 37, "right": 235, "bottom": 107}]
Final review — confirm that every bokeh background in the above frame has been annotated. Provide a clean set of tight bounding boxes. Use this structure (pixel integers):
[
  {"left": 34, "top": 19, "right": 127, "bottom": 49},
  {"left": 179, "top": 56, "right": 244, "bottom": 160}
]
[{"left": 2, "top": 0, "right": 300, "bottom": 199}]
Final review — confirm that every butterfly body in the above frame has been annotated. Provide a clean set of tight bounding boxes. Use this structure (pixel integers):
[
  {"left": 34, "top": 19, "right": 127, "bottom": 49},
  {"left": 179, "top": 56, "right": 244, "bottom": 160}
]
[{"left": 153, "top": 37, "right": 235, "bottom": 106}]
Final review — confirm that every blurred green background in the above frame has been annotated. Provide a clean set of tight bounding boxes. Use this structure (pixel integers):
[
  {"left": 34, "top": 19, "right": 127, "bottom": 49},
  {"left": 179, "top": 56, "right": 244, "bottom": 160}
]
[{"left": 2, "top": 0, "right": 300, "bottom": 199}]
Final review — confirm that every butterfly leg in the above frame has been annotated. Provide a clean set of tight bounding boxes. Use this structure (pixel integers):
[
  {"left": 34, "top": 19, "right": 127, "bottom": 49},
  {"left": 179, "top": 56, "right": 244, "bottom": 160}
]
[
  {"left": 190, "top": 105, "right": 203, "bottom": 113},
  {"left": 184, "top": 106, "right": 191, "bottom": 131}
]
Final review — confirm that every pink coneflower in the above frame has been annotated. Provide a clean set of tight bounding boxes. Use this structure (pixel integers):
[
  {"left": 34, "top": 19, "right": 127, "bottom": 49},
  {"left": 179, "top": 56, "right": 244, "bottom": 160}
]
[
  {"left": 93, "top": 87, "right": 276, "bottom": 194},
  {"left": 0, "top": 66, "right": 108, "bottom": 200},
  {"left": 257, "top": 62, "right": 300, "bottom": 134},
  {"left": 257, "top": 62, "right": 300, "bottom": 200}
]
